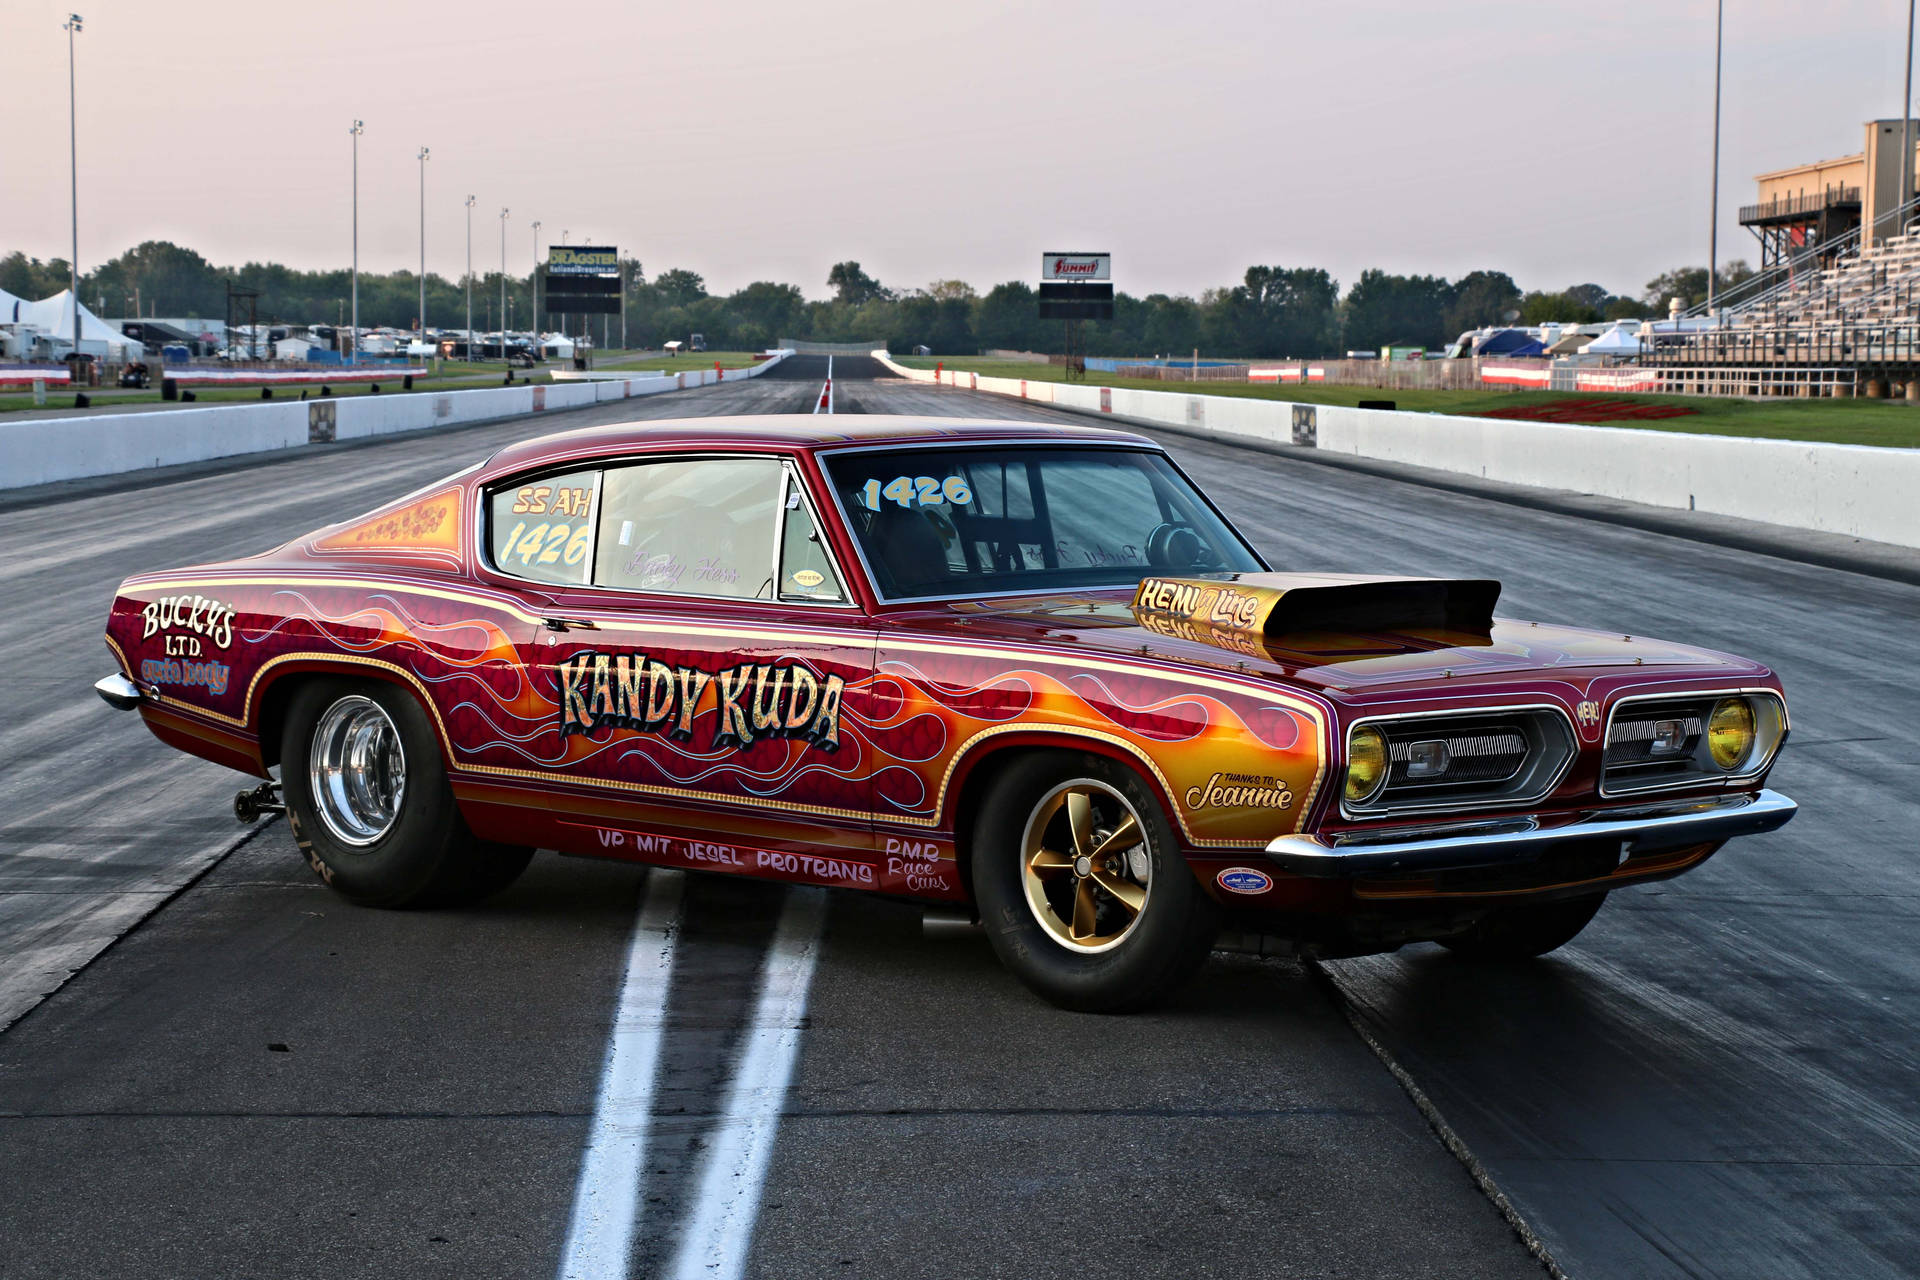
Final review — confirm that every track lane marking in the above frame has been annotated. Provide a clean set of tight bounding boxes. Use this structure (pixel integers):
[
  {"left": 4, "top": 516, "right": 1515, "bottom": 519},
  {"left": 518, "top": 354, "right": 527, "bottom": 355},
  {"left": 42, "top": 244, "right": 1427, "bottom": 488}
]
[
  {"left": 557, "top": 868, "right": 687, "bottom": 1280},
  {"left": 669, "top": 887, "right": 828, "bottom": 1280}
]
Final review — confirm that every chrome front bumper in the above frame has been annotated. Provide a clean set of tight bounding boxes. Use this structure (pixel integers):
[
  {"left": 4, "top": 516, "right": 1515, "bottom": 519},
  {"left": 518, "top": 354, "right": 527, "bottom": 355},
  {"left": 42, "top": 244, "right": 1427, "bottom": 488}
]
[
  {"left": 1265, "top": 788, "right": 1797, "bottom": 879},
  {"left": 95, "top": 673, "right": 143, "bottom": 711}
]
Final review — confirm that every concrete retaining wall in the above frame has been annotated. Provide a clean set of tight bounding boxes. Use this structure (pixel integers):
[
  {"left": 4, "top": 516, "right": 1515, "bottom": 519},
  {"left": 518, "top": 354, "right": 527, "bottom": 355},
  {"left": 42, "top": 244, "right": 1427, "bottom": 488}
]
[
  {"left": 874, "top": 352, "right": 1920, "bottom": 550},
  {"left": 0, "top": 354, "right": 787, "bottom": 491}
]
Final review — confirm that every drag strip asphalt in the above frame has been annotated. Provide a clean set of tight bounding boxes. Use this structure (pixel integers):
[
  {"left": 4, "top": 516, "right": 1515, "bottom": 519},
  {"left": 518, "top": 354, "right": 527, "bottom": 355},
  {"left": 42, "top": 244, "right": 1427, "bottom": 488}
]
[
  {"left": 852, "top": 370, "right": 1920, "bottom": 1279},
  {"left": 1, "top": 356, "right": 1913, "bottom": 1278},
  {"left": 0, "top": 363, "right": 820, "bottom": 1036}
]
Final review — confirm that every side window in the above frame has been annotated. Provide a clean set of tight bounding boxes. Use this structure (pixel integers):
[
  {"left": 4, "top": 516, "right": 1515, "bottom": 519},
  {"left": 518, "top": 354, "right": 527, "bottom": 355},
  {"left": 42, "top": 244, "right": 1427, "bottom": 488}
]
[
  {"left": 592, "top": 458, "right": 782, "bottom": 599},
  {"left": 778, "top": 468, "right": 845, "bottom": 602},
  {"left": 488, "top": 469, "right": 601, "bottom": 585}
]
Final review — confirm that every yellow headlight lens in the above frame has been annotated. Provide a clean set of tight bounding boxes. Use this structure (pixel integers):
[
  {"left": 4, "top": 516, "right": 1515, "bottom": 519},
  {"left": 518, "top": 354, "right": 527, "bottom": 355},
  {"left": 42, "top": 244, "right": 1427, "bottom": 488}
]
[
  {"left": 1707, "top": 698, "right": 1755, "bottom": 770},
  {"left": 1345, "top": 725, "right": 1389, "bottom": 804}
]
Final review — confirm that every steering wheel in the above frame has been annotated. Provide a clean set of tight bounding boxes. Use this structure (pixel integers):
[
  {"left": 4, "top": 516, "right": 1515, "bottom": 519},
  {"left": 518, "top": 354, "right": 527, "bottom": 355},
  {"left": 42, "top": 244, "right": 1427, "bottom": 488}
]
[{"left": 1145, "top": 521, "right": 1213, "bottom": 571}]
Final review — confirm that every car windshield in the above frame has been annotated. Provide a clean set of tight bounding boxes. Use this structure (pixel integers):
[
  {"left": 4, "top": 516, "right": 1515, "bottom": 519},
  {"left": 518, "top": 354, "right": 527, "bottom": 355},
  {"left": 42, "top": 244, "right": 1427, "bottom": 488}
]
[{"left": 822, "top": 445, "right": 1263, "bottom": 599}]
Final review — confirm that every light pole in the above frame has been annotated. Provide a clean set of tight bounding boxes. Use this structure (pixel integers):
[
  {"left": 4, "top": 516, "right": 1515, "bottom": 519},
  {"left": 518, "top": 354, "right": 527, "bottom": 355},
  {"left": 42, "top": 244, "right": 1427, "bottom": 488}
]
[
  {"left": 531, "top": 220, "right": 542, "bottom": 344},
  {"left": 499, "top": 207, "right": 509, "bottom": 359},
  {"left": 417, "top": 146, "right": 430, "bottom": 345},
  {"left": 1903, "top": 0, "right": 1916, "bottom": 235},
  {"left": 64, "top": 13, "right": 82, "bottom": 360},
  {"left": 1706, "top": 0, "right": 1723, "bottom": 312},
  {"left": 464, "top": 195, "right": 476, "bottom": 361},
  {"left": 349, "top": 119, "right": 363, "bottom": 363}
]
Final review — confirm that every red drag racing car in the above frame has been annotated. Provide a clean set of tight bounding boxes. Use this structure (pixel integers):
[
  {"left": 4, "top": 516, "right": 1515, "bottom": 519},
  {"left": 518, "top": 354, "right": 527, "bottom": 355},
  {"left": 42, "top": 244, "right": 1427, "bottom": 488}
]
[{"left": 97, "top": 416, "right": 1795, "bottom": 1010}]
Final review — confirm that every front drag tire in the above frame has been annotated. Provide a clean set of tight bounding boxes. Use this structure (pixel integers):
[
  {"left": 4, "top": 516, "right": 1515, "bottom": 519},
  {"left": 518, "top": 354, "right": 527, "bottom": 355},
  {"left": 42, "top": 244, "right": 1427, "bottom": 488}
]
[{"left": 973, "top": 751, "right": 1218, "bottom": 1013}]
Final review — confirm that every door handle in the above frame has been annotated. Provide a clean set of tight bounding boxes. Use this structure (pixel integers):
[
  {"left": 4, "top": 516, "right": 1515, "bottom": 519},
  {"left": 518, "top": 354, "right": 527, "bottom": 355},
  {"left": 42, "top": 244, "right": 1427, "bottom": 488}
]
[{"left": 541, "top": 616, "right": 600, "bottom": 633}]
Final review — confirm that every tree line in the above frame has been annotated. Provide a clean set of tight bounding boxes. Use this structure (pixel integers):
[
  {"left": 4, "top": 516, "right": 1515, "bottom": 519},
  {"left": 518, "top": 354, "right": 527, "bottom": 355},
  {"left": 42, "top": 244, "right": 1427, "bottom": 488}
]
[{"left": 1, "top": 241, "right": 1754, "bottom": 358}]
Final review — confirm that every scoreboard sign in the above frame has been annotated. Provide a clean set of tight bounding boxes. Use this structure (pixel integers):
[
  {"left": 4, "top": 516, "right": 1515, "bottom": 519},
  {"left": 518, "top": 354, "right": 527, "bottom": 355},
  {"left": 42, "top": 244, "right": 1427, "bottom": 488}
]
[
  {"left": 547, "top": 246, "right": 620, "bottom": 276},
  {"left": 1038, "top": 251, "right": 1113, "bottom": 321},
  {"left": 545, "top": 246, "right": 621, "bottom": 315},
  {"left": 1042, "top": 253, "right": 1110, "bottom": 281}
]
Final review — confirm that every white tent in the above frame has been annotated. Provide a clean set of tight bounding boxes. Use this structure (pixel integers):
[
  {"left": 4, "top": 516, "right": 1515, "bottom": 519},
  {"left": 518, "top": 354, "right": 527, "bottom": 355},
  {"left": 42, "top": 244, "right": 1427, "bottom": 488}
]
[
  {"left": 0, "top": 286, "right": 29, "bottom": 324},
  {"left": 13, "top": 290, "right": 140, "bottom": 361},
  {"left": 1581, "top": 325, "right": 1643, "bottom": 356}
]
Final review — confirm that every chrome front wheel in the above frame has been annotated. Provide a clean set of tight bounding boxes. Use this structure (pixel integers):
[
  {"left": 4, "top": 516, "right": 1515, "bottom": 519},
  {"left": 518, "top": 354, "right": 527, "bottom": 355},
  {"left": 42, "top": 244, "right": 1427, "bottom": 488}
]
[{"left": 307, "top": 694, "right": 407, "bottom": 847}]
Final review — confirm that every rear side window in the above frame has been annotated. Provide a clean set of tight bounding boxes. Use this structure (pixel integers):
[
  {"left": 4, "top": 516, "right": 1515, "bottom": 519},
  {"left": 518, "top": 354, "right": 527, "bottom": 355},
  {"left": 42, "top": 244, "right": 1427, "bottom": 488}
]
[
  {"left": 487, "top": 456, "right": 851, "bottom": 603},
  {"left": 593, "top": 458, "right": 782, "bottom": 598},
  {"left": 487, "top": 469, "right": 601, "bottom": 585}
]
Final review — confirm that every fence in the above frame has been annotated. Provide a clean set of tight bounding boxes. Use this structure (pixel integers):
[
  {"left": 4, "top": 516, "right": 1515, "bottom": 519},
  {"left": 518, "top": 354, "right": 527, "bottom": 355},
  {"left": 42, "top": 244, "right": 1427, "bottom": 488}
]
[
  {"left": 1645, "top": 323, "right": 1920, "bottom": 372},
  {"left": 777, "top": 338, "right": 887, "bottom": 356},
  {"left": 0, "top": 353, "right": 789, "bottom": 490},
  {"left": 1079, "top": 356, "right": 1540, "bottom": 391},
  {"left": 873, "top": 350, "right": 1920, "bottom": 550}
]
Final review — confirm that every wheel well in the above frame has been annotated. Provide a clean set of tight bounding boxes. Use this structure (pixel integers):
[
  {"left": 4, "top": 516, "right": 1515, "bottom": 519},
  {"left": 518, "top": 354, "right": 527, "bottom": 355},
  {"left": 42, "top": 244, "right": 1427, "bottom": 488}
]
[
  {"left": 950, "top": 747, "right": 1039, "bottom": 900},
  {"left": 255, "top": 668, "right": 431, "bottom": 771},
  {"left": 256, "top": 676, "right": 301, "bottom": 770},
  {"left": 948, "top": 740, "right": 1173, "bottom": 898}
]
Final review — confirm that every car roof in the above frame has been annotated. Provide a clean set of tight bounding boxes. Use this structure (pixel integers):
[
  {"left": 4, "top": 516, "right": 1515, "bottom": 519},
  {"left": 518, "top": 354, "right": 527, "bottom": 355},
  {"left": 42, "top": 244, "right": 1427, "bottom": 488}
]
[{"left": 476, "top": 414, "right": 1158, "bottom": 480}]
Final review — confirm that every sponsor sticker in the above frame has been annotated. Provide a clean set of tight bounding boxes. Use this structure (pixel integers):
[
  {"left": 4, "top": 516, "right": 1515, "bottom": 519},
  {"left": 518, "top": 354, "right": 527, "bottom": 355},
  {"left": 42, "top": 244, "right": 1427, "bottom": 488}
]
[
  {"left": 790, "top": 569, "right": 825, "bottom": 589},
  {"left": 1185, "top": 771, "right": 1294, "bottom": 812},
  {"left": 1216, "top": 866, "right": 1274, "bottom": 895}
]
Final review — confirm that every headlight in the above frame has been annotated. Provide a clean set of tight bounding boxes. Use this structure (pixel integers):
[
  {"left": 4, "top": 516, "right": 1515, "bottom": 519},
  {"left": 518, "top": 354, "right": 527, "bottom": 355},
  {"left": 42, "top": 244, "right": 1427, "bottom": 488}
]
[
  {"left": 1345, "top": 725, "right": 1388, "bottom": 805},
  {"left": 1707, "top": 697, "right": 1756, "bottom": 769}
]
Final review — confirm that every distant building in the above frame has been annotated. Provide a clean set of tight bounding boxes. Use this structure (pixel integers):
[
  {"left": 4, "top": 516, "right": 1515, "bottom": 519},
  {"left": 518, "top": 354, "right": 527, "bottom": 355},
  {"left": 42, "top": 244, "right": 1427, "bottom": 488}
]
[{"left": 1742, "top": 118, "right": 1920, "bottom": 268}]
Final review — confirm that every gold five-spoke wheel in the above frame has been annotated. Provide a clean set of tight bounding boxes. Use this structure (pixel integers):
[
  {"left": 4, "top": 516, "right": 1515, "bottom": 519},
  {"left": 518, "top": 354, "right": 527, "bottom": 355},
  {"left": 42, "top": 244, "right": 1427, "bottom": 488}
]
[{"left": 1022, "top": 780, "right": 1153, "bottom": 953}]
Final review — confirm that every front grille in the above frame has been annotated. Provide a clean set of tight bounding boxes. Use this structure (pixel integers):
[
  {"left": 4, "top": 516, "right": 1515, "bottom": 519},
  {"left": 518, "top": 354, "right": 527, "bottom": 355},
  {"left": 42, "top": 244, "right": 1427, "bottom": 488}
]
[{"left": 1348, "top": 709, "right": 1575, "bottom": 816}]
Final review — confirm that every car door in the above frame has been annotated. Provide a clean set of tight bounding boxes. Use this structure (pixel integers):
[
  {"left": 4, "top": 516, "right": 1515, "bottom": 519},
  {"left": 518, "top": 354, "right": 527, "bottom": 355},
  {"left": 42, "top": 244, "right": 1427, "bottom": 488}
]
[{"left": 480, "top": 452, "right": 879, "bottom": 879}]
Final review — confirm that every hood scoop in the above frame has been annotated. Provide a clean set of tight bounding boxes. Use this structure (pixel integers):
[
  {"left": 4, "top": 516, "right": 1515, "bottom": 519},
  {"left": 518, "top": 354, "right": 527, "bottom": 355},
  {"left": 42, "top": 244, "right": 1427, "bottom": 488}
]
[{"left": 1131, "top": 573, "right": 1501, "bottom": 639}]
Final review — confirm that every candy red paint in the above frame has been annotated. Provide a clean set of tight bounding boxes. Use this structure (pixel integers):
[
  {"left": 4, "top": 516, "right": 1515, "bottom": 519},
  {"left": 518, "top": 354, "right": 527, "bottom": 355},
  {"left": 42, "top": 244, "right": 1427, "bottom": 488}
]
[{"left": 102, "top": 416, "right": 1788, "bottom": 918}]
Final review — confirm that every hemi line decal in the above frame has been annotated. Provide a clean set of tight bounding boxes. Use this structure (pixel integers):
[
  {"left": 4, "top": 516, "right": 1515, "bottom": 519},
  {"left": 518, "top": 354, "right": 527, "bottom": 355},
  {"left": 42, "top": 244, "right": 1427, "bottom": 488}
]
[
  {"left": 556, "top": 869, "right": 686, "bottom": 1280},
  {"left": 668, "top": 888, "right": 828, "bottom": 1280}
]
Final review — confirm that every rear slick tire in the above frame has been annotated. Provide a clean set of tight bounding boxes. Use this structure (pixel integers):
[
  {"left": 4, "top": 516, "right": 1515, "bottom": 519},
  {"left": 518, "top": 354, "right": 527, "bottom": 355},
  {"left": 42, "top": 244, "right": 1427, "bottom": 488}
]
[
  {"left": 1439, "top": 893, "right": 1607, "bottom": 960},
  {"left": 280, "top": 679, "right": 533, "bottom": 908},
  {"left": 973, "top": 751, "right": 1218, "bottom": 1013}
]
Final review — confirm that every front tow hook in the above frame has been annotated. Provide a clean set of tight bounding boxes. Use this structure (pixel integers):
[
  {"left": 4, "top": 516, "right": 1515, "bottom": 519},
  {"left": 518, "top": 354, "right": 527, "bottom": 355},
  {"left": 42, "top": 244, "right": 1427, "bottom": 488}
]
[{"left": 234, "top": 781, "right": 285, "bottom": 824}]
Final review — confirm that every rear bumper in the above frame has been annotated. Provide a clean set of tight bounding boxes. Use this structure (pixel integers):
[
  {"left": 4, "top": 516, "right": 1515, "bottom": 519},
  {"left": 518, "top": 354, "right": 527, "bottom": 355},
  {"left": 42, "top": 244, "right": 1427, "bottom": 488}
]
[
  {"left": 1265, "top": 788, "right": 1796, "bottom": 879},
  {"left": 95, "top": 673, "right": 143, "bottom": 711}
]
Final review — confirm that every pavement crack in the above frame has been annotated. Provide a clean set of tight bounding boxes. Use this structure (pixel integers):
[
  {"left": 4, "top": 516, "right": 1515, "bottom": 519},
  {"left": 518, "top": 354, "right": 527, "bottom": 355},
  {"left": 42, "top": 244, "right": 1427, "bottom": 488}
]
[{"left": 1307, "top": 958, "right": 1569, "bottom": 1280}]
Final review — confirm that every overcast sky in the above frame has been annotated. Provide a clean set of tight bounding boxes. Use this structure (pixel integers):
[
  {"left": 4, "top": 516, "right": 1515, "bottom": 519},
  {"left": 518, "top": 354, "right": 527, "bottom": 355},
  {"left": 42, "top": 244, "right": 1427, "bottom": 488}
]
[{"left": 3, "top": 0, "right": 1915, "bottom": 302}]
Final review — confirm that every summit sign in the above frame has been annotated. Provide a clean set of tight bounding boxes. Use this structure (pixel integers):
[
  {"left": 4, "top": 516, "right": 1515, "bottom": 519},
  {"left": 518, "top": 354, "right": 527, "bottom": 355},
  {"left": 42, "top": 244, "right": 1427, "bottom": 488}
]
[{"left": 1041, "top": 253, "right": 1110, "bottom": 281}]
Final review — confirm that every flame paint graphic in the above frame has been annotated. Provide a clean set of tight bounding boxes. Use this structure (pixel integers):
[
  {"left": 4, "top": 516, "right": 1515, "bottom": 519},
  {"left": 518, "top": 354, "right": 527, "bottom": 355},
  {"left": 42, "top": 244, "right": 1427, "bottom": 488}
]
[{"left": 127, "top": 575, "right": 1327, "bottom": 845}]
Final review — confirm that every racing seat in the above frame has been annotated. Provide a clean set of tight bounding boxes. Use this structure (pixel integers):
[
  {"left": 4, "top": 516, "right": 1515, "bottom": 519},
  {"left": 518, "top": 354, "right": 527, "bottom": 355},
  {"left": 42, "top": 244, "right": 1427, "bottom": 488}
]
[{"left": 872, "top": 504, "right": 952, "bottom": 594}]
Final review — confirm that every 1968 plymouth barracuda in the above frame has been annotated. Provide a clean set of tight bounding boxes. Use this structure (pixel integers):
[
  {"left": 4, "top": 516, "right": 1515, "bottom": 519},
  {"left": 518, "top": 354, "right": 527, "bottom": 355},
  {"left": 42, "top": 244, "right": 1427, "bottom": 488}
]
[{"left": 97, "top": 416, "right": 1795, "bottom": 1010}]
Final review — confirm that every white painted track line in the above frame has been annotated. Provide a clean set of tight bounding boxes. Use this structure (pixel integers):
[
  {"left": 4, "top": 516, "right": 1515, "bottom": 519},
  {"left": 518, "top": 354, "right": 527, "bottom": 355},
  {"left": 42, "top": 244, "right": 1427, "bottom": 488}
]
[
  {"left": 557, "top": 869, "right": 687, "bottom": 1280},
  {"left": 669, "top": 888, "right": 829, "bottom": 1280}
]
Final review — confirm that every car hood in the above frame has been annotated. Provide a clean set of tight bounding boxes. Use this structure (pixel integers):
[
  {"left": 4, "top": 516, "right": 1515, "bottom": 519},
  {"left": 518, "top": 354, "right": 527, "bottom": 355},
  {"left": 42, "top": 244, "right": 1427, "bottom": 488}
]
[{"left": 888, "top": 587, "right": 1765, "bottom": 698}]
